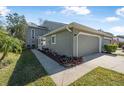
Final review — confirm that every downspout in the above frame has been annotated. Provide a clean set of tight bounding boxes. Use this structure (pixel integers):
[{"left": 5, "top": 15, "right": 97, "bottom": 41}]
[
  {"left": 66, "top": 25, "right": 76, "bottom": 57},
  {"left": 66, "top": 25, "right": 78, "bottom": 57}
]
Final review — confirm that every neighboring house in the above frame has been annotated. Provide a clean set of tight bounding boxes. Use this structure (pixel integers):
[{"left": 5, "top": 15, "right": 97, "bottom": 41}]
[
  {"left": 42, "top": 22, "right": 113, "bottom": 57},
  {"left": 25, "top": 22, "right": 49, "bottom": 48},
  {"left": 112, "top": 35, "right": 124, "bottom": 44},
  {"left": 116, "top": 35, "right": 124, "bottom": 42},
  {"left": 26, "top": 21, "right": 66, "bottom": 48}
]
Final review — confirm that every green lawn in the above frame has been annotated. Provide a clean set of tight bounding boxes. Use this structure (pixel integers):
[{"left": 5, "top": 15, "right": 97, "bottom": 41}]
[
  {"left": 70, "top": 67, "right": 124, "bottom": 86},
  {"left": 1, "top": 50, "right": 124, "bottom": 86},
  {"left": 0, "top": 50, "right": 55, "bottom": 86}
]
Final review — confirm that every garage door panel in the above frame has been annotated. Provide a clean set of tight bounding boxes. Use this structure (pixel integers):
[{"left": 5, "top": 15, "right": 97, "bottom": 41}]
[{"left": 78, "top": 34, "right": 99, "bottom": 56}]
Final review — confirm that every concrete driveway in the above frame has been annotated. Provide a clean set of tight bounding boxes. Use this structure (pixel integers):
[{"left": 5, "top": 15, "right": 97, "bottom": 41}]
[
  {"left": 83, "top": 53, "right": 124, "bottom": 73},
  {"left": 32, "top": 49, "right": 124, "bottom": 86}
]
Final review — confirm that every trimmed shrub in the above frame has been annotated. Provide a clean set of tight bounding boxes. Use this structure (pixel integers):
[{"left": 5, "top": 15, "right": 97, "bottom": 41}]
[{"left": 104, "top": 44, "right": 118, "bottom": 53}]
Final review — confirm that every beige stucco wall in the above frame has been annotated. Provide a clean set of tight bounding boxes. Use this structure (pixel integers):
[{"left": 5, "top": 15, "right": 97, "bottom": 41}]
[{"left": 45, "top": 30, "right": 73, "bottom": 56}]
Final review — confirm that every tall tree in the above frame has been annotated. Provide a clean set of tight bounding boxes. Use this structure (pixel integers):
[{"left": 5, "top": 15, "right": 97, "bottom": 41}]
[
  {"left": 0, "top": 30, "right": 23, "bottom": 61},
  {"left": 6, "top": 13, "right": 27, "bottom": 41}
]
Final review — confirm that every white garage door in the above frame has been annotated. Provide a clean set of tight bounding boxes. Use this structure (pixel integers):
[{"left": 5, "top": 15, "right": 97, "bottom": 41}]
[{"left": 78, "top": 34, "right": 99, "bottom": 56}]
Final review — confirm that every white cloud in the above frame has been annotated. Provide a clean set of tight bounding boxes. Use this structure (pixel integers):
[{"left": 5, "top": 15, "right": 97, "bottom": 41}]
[
  {"left": 45, "top": 11, "right": 56, "bottom": 15},
  {"left": 109, "top": 26, "right": 124, "bottom": 35},
  {"left": 61, "top": 6, "right": 90, "bottom": 15},
  {"left": 105, "top": 16, "right": 120, "bottom": 22},
  {"left": 116, "top": 7, "right": 124, "bottom": 17},
  {"left": 0, "top": 6, "right": 10, "bottom": 16}
]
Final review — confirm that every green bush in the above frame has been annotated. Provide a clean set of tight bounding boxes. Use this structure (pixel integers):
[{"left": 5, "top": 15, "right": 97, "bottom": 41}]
[
  {"left": 118, "top": 42, "right": 124, "bottom": 48},
  {"left": 104, "top": 44, "right": 118, "bottom": 53}
]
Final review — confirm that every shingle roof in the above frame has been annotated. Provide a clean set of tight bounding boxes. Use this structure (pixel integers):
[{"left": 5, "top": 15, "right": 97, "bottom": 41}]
[
  {"left": 28, "top": 22, "right": 39, "bottom": 27},
  {"left": 28, "top": 22, "right": 48, "bottom": 30},
  {"left": 71, "top": 22, "right": 113, "bottom": 37},
  {"left": 44, "top": 22, "right": 113, "bottom": 37}
]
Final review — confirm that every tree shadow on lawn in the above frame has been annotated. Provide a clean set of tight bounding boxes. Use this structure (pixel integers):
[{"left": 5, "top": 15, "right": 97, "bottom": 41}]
[{"left": 7, "top": 50, "right": 49, "bottom": 86}]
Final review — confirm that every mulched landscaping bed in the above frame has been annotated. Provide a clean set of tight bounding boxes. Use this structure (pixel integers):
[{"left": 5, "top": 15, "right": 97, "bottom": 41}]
[{"left": 38, "top": 47, "right": 83, "bottom": 68}]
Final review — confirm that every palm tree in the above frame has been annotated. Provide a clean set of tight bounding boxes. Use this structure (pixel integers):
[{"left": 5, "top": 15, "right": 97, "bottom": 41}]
[{"left": 0, "top": 30, "right": 22, "bottom": 61}]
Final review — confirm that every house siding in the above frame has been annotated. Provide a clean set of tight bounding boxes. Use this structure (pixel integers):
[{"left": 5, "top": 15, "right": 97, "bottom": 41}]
[{"left": 45, "top": 30, "right": 73, "bottom": 56}]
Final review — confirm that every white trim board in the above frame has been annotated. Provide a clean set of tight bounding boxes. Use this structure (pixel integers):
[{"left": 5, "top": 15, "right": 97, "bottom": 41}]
[
  {"left": 75, "top": 32, "right": 102, "bottom": 57},
  {"left": 104, "top": 37, "right": 112, "bottom": 40}
]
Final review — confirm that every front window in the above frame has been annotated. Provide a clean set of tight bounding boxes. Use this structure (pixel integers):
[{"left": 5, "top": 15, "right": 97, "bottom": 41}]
[
  {"left": 41, "top": 38, "right": 46, "bottom": 45},
  {"left": 51, "top": 35, "right": 56, "bottom": 44},
  {"left": 31, "top": 29, "right": 35, "bottom": 39}
]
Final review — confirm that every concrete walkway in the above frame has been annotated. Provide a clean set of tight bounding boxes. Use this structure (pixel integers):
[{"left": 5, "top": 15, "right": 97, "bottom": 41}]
[
  {"left": 113, "top": 49, "right": 124, "bottom": 56},
  {"left": 32, "top": 49, "right": 124, "bottom": 86}
]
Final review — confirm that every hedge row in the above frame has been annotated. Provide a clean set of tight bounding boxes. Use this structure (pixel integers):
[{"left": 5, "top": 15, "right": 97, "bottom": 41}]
[{"left": 104, "top": 44, "right": 118, "bottom": 53}]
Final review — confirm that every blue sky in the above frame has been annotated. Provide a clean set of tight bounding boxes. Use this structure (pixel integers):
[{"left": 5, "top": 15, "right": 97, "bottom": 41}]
[{"left": 0, "top": 6, "right": 124, "bottom": 35}]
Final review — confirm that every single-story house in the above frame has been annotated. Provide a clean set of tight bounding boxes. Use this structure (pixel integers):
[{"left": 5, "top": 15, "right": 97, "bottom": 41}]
[{"left": 41, "top": 22, "right": 113, "bottom": 57}]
